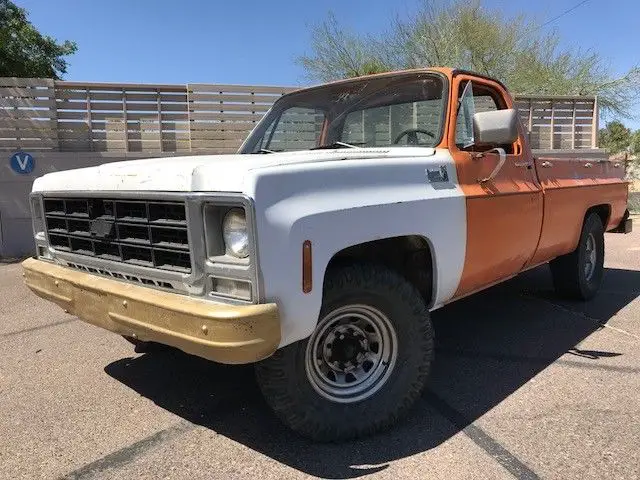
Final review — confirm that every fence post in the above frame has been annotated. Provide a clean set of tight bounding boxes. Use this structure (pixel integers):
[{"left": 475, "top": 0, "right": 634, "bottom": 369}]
[
  {"left": 186, "top": 84, "right": 193, "bottom": 152},
  {"left": 592, "top": 96, "right": 599, "bottom": 148}
]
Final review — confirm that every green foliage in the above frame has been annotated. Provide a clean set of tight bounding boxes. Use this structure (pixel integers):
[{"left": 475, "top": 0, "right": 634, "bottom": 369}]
[
  {"left": 598, "top": 121, "right": 631, "bottom": 155},
  {"left": 631, "top": 130, "right": 640, "bottom": 157},
  {"left": 0, "top": 0, "right": 77, "bottom": 79},
  {"left": 298, "top": 0, "right": 640, "bottom": 119},
  {"left": 298, "top": 14, "right": 392, "bottom": 81}
]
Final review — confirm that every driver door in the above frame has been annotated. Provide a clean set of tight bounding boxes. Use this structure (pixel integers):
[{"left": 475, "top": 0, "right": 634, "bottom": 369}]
[{"left": 450, "top": 76, "right": 544, "bottom": 298}]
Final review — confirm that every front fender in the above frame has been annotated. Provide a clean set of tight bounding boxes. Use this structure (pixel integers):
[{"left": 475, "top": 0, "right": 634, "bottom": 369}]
[{"left": 249, "top": 154, "right": 466, "bottom": 347}]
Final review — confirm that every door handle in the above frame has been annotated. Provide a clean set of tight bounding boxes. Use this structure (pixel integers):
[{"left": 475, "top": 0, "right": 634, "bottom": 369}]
[
  {"left": 584, "top": 162, "right": 593, "bottom": 168},
  {"left": 540, "top": 161, "right": 553, "bottom": 168}
]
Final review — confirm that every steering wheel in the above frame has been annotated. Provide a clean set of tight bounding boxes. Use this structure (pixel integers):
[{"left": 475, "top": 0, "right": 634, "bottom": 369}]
[{"left": 393, "top": 128, "right": 436, "bottom": 145}]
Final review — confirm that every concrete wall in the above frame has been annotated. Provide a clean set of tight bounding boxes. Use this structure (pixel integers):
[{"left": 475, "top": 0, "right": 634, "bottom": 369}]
[{"left": 0, "top": 151, "right": 203, "bottom": 258}]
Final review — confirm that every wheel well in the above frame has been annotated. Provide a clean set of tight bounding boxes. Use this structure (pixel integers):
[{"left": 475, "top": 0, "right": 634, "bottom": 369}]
[
  {"left": 325, "top": 235, "right": 434, "bottom": 306},
  {"left": 585, "top": 204, "right": 611, "bottom": 229}
]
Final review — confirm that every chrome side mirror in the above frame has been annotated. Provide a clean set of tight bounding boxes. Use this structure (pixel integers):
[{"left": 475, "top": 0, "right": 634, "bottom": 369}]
[{"left": 473, "top": 109, "right": 518, "bottom": 145}]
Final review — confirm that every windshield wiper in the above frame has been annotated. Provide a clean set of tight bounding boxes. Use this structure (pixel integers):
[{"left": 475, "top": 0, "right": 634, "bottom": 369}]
[
  {"left": 310, "top": 141, "right": 363, "bottom": 150},
  {"left": 253, "top": 148, "right": 275, "bottom": 154}
]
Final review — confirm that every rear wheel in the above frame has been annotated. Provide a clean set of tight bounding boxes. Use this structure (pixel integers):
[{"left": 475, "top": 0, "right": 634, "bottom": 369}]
[
  {"left": 550, "top": 212, "right": 605, "bottom": 300},
  {"left": 255, "top": 263, "right": 434, "bottom": 441}
]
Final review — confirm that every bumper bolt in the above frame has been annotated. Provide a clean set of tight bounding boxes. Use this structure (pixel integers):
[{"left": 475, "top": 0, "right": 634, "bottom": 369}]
[
  {"left": 122, "top": 300, "right": 128, "bottom": 308},
  {"left": 201, "top": 325, "right": 208, "bottom": 335},
  {"left": 54, "top": 280, "right": 59, "bottom": 287}
]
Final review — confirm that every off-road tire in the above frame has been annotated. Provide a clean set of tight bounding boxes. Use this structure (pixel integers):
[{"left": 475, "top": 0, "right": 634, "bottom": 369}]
[
  {"left": 255, "top": 263, "right": 434, "bottom": 442},
  {"left": 550, "top": 212, "right": 605, "bottom": 300}
]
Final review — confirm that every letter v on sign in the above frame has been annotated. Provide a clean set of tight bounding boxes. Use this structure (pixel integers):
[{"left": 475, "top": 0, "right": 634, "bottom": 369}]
[
  {"left": 16, "top": 154, "right": 31, "bottom": 170},
  {"left": 10, "top": 151, "right": 35, "bottom": 174}
]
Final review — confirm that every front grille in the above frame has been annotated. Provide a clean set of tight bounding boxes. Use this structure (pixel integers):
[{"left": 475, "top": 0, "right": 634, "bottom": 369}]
[
  {"left": 65, "top": 262, "right": 176, "bottom": 290},
  {"left": 43, "top": 197, "right": 191, "bottom": 273}
]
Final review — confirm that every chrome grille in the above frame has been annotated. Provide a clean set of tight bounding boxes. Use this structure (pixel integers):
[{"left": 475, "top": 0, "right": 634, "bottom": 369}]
[
  {"left": 43, "top": 197, "right": 191, "bottom": 273},
  {"left": 65, "top": 262, "right": 176, "bottom": 290}
]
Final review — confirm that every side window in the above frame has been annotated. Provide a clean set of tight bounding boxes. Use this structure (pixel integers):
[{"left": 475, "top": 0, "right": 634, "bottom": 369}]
[
  {"left": 474, "top": 91, "right": 499, "bottom": 114},
  {"left": 264, "top": 107, "right": 324, "bottom": 152},
  {"left": 455, "top": 81, "right": 511, "bottom": 152}
]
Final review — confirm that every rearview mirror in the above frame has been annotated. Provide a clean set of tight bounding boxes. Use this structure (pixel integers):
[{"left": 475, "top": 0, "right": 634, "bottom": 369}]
[{"left": 473, "top": 109, "right": 519, "bottom": 145}]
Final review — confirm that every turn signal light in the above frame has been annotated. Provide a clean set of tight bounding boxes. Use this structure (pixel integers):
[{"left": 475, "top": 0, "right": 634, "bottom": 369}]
[{"left": 302, "top": 240, "right": 312, "bottom": 293}]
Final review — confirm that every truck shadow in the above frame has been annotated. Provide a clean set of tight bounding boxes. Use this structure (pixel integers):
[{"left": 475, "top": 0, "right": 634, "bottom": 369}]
[{"left": 104, "top": 266, "right": 640, "bottom": 478}]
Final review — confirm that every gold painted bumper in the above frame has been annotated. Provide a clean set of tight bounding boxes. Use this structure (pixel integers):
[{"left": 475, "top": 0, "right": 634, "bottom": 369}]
[{"left": 22, "top": 257, "right": 280, "bottom": 364}]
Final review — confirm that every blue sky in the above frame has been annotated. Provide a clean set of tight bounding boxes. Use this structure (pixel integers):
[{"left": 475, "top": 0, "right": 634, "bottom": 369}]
[{"left": 16, "top": 0, "right": 640, "bottom": 125}]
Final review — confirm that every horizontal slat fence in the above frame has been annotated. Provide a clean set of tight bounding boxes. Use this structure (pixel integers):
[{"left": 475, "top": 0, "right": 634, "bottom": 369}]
[
  {"left": 1, "top": 77, "right": 597, "bottom": 153},
  {"left": 513, "top": 96, "right": 598, "bottom": 150},
  {"left": 0, "top": 78, "right": 57, "bottom": 150},
  {"left": 0, "top": 78, "right": 296, "bottom": 153},
  {"left": 187, "top": 83, "right": 293, "bottom": 153}
]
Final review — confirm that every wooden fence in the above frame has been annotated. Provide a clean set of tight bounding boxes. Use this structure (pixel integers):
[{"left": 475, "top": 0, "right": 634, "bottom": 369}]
[
  {"left": 0, "top": 77, "right": 598, "bottom": 153},
  {"left": 0, "top": 77, "right": 296, "bottom": 154},
  {"left": 513, "top": 96, "right": 598, "bottom": 150}
]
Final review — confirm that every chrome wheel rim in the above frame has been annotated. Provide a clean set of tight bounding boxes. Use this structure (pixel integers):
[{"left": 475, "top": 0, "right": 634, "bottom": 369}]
[
  {"left": 305, "top": 304, "right": 398, "bottom": 403},
  {"left": 584, "top": 233, "right": 597, "bottom": 281}
]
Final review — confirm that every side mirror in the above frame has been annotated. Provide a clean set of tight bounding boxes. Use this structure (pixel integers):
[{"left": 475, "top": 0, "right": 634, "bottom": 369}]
[{"left": 473, "top": 109, "right": 519, "bottom": 145}]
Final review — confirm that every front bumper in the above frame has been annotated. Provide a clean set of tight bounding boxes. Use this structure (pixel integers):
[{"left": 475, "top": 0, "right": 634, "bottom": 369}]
[{"left": 22, "top": 258, "right": 280, "bottom": 364}]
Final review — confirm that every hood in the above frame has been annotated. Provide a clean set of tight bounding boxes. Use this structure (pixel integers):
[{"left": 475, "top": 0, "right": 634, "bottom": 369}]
[{"left": 32, "top": 148, "right": 436, "bottom": 194}]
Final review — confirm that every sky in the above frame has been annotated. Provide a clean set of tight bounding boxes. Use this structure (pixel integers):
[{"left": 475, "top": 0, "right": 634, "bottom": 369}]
[{"left": 15, "top": 0, "right": 640, "bottom": 125}]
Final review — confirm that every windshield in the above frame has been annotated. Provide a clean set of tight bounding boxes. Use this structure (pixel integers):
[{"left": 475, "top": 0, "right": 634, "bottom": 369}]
[{"left": 239, "top": 72, "right": 446, "bottom": 153}]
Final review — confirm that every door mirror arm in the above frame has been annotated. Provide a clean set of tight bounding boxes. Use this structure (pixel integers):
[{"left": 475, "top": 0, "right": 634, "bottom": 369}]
[{"left": 477, "top": 148, "right": 507, "bottom": 183}]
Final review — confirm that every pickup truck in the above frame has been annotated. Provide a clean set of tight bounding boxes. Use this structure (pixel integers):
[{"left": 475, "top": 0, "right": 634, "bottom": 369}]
[{"left": 23, "top": 68, "right": 632, "bottom": 441}]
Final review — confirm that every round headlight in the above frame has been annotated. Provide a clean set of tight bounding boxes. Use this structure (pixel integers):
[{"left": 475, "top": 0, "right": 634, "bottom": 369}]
[{"left": 222, "top": 208, "right": 249, "bottom": 258}]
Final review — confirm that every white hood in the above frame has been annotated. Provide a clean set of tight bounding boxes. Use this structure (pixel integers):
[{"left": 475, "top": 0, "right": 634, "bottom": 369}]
[{"left": 32, "top": 148, "right": 436, "bottom": 195}]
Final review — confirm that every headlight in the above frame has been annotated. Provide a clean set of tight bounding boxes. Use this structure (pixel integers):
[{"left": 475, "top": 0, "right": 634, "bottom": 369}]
[{"left": 222, "top": 208, "right": 249, "bottom": 258}]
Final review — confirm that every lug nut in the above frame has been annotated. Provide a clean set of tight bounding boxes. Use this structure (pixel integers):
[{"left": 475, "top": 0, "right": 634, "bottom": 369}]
[
  {"left": 122, "top": 300, "right": 128, "bottom": 307},
  {"left": 54, "top": 280, "right": 59, "bottom": 287},
  {"left": 201, "top": 325, "right": 208, "bottom": 335}
]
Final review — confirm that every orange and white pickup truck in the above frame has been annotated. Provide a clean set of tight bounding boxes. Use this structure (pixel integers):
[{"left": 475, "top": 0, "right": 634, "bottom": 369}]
[{"left": 23, "top": 68, "right": 631, "bottom": 441}]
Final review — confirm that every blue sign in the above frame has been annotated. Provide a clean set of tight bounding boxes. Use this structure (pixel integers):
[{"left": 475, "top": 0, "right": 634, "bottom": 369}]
[{"left": 10, "top": 151, "right": 35, "bottom": 174}]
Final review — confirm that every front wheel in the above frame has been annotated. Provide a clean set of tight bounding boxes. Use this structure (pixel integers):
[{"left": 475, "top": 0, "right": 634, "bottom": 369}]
[
  {"left": 255, "top": 263, "right": 434, "bottom": 441},
  {"left": 550, "top": 212, "right": 605, "bottom": 300}
]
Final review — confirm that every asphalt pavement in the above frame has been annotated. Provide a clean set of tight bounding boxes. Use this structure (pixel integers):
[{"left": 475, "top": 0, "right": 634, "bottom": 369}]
[{"left": 1, "top": 225, "right": 639, "bottom": 479}]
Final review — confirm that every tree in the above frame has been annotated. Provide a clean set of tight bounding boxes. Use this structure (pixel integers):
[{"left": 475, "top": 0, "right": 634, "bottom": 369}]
[
  {"left": 631, "top": 130, "right": 640, "bottom": 157},
  {"left": 298, "top": 14, "right": 390, "bottom": 80},
  {"left": 598, "top": 121, "right": 631, "bottom": 155},
  {"left": 298, "top": 0, "right": 640, "bottom": 119},
  {"left": 0, "top": 0, "right": 77, "bottom": 79}
]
